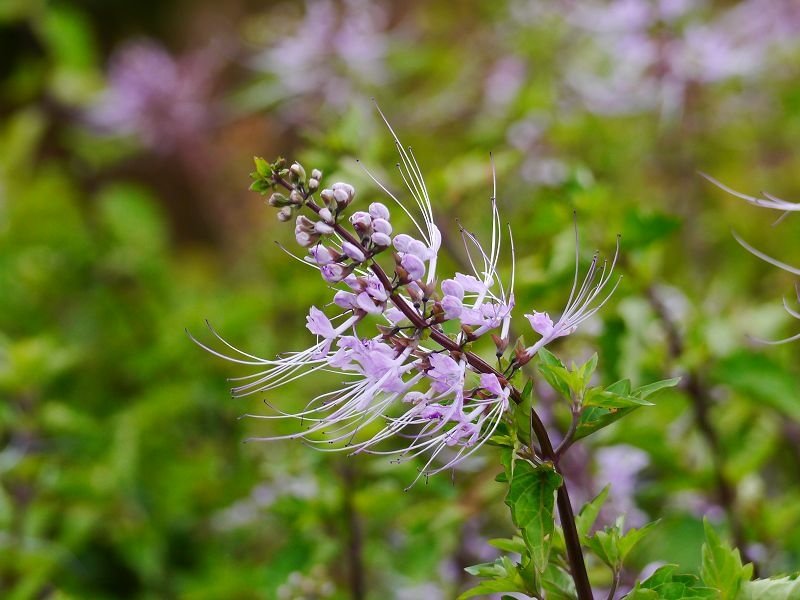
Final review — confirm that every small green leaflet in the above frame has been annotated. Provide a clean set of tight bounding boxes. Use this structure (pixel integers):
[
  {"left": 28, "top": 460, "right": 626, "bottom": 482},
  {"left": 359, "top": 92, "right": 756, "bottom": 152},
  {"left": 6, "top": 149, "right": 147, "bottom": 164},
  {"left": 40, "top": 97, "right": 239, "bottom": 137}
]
[{"left": 505, "top": 459, "right": 563, "bottom": 573}]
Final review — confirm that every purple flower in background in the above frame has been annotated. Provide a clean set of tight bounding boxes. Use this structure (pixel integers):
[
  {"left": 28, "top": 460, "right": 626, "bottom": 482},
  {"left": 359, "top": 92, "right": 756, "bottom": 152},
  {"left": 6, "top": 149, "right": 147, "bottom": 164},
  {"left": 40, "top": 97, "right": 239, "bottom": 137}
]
[
  {"left": 193, "top": 115, "right": 619, "bottom": 483},
  {"left": 251, "top": 0, "right": 393, "bottom": 110},
  {"left": 550, "top": 0, "right": 800, "bottom": 116},
  {"left": 595, "top": 444, "right": 650, "bottom": 527},
  {"left": 92, "top": 40, "right": 222, "bottom": 151}
]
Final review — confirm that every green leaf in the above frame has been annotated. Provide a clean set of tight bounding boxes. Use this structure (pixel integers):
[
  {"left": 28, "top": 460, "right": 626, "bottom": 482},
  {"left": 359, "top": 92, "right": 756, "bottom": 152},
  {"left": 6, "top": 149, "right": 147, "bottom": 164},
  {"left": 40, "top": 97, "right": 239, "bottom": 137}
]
[
  {"left": 573, "top": 406, "right": 638, "bottom": 441},
  {"left": 738, "top": 574, "right": 800, "bottom": 599},
  {"left": 700, "top": 520, "right": 753, "bottom": 600},
  {"left": 505, "top": 460, "right": 563, "bottom": 573},
  {"left": 253, "top": 156, "right": 270, "bottom": 177},
  {"left": 618, "top": 521, "right": 660, "bottom": 562},
  {"left": 587, "top": 526, "right": 621, "bottom": 569},
  {"left": 627, "top": 565, "right": 717, "bottom": 599},
  {"left": 537, "top": 348, "right": 572, "bottom": 400},
  {"left": 606, "top": 378, "right": 632, "bottom": 396},
  {"left": 633, "top": 377, "right": 681, "bottom": 400},
  {"left": 488, "top": 537, "right": 528, "bottom": 555},
  {"left": 459, "top": 557, "right": 527, "bottom": 599},
  {"left": 542, "top": 563, "right": 577, "bottom": 600},
  {"left": 577, "top": 352, "right": 598, "bottom": 389},
  {"left": 583, "top": 388, "right": 654, "bottom": 409},
  {"left": 576, "top": 486, "right": 610, "bottom": 539}
]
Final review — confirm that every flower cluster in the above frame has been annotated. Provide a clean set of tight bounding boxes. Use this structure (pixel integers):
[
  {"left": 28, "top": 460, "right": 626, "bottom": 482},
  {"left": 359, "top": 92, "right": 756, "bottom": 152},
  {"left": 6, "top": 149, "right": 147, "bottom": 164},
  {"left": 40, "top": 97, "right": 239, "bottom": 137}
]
[{"left": 195, "top": 121, "right": 619, "bottom": 481}]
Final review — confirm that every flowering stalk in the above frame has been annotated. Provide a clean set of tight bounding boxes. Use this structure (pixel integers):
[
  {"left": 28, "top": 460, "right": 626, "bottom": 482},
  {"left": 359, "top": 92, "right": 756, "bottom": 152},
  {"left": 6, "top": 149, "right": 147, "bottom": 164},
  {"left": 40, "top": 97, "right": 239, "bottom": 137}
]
[{"left": 195, "top": 120, "right": 622, "bottom": 597}]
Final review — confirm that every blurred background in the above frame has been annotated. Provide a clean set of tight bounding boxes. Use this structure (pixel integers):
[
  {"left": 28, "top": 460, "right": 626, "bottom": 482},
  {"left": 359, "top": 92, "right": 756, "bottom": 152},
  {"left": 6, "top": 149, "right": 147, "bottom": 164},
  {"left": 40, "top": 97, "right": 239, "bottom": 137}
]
[{"left": 1, "top": 0, "right": 800, "bottom": 598}]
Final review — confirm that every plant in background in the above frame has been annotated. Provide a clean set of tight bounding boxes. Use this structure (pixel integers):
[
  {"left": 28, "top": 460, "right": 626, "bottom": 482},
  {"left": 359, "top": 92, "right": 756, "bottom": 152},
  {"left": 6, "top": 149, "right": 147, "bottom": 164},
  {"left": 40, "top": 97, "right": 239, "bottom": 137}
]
[{"left": 195, "top": 119, "right": 800, "bottom": 598}]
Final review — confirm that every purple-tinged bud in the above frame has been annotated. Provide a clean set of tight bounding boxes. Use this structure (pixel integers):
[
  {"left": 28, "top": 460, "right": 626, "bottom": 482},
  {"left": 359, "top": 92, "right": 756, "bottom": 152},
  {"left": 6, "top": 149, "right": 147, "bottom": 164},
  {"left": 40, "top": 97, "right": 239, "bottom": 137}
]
[
  {"left": 392, "top": 234, "right": 414, "bottom": 253},
  {"left": 320, "top": 188, "right": 334, "bottom": 206},
  {"left": 332, "top": 182, "right": 355, "bottom": 208},
  {"left": 372, "top": 218, "right": 392, "bottom": 235},
  {"left": 311, "top": 168, "right": 322, "bottom": 180},
  {"left": 277, "top": 206, "right": 292, "bottom": 222},
  {"left": 401, "top": 253, "right": 426, "bottom": 281},
  {"left": 289, "top": 190, "right": 304, "bottom": 205},
  {"left": 290, "top": 162, "right": 306, "bottom": 182},
  {"left": 342, "top": 241, "right": 366, "bottom": 262},
  {"left": 308, "top": 245, "right": 338, "bottom": 265},
  {"left": 526, "top": 311, "right": 555, "bottom": 337},
  {"left": 407, "top": 281, "right": 423, "bottom": 300},
  {"left": 441, "top": 279, "right": 464, "bottom": 300},
  {"left": 333, "top": 290, "right": 358, "bottom": 309},
  {"left": 296, "top": 230, "right": 319, "bottom": 247},
  {"left": 308, "top": 178, "right": 319, "bottom": 192},
  {"left": 295, "top": 215, "right": 320, "bottom": 246},
  {"left": 314, "top": 221, "right": 335, "bottom": 235},
  {"left": 369, "top": 202, "right": 390, "bottom": 220},
  {"left": 268, "top": 192, "right": 290, "bottom": 207},
  {"left": 371, "top": 232, "right": 391, "bottom": 247},
  {"left": 350, "top": 211, "right": 372, "bottom": 233},
  {"left": 318, "top": 207, "right": 334, "bottom": 223},
  {"left": 321, "top": 263, "right": 348, "bottom": 283},
  {"left": 441, "top": 295, "right": 463, "bottom": 319}
]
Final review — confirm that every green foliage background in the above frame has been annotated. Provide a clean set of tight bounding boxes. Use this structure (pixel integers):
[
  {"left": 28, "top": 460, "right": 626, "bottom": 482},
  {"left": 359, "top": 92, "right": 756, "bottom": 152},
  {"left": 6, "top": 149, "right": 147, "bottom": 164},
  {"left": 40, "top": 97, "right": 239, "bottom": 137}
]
[{"left": 1, "top": 1, "right": 799, "bottom": 598}]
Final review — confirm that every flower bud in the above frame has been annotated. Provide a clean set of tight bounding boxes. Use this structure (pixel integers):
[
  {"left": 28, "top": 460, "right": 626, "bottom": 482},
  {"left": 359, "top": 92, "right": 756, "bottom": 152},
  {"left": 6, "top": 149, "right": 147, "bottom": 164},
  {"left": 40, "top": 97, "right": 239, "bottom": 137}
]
[
  {"left": 371, "top": 232, "right": 392, "bottom": 247},
  {"left": 441, "top": 279, "right": 464, "bottom": 300},
  {"left": 318, "top": 207, "right": 334, "bottom": 223},
  {"left": 268, "top": 192, "right": 290, "bottom": 207},
  {"left": 311, "top": 168, "right": 322, "bottom": 180},
  {"left": 321, "top": 263, "right": 348, "bottom": 283},
  {"left": 296, "top": 230, "right": 319, "bottom": 247},
  {"left": 290, "top": 162, "right": 306, "bottom": 183},
  {"left": 392, "top": 234, "right": 414, "bottom": 253},
  {"left": 342, "top": 241, "right": 366, "bottom": 262},
  {"left": 349, "top": 211, "right": 372, "bottom": 234},
  {"left": 289, "top": 190, "right": 304, "bottom": 205},
  {"left": 314, "top": 221, "right": 335, "bottom": 235},
  {"left": 369, "top": 202, "right": 390, "bottom": 220},
  {"left": 320, "top": 188, "right": 334, "bottom": 206},
  {"left": 332, "top": 182, "right": 355, "bottom": 208},
  {"left": 372, "top": 218, "right": 392, "bottom": 235},
  {"left": 308, "top": 178, "right": 319, "bottom": 192},
  {"left": 400, "top": 253, "right": 426, "bottom": 280},
  {"left": 277, "top": 206, "right": 292, "bottom": 222}
]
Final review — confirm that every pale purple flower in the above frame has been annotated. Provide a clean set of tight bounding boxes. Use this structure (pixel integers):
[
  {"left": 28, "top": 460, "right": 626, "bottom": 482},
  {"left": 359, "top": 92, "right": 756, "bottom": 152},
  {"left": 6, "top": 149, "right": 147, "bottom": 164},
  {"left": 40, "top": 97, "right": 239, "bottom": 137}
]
[
  {"left": 441, "top": 296, "right": 463, "bottom": 320},
  {"left": 524, "top": 232, "right": 620, "bottom": 359},
  {"left": 526, "top": 311, "right": 555, "bottom": 337},
  {"left": 194, "top": 115, "right": 619, "bottom": 485}
]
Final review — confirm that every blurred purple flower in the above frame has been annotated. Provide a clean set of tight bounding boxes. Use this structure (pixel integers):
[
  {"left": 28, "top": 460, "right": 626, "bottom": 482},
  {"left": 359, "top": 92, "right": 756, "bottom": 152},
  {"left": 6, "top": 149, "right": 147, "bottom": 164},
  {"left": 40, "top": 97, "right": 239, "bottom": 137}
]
[
  {"left": 252, "top": 0, "right": 393, "bottom": 110},
  {"left": 92, "top": 40, "right": 220, "bottom": 151}
]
